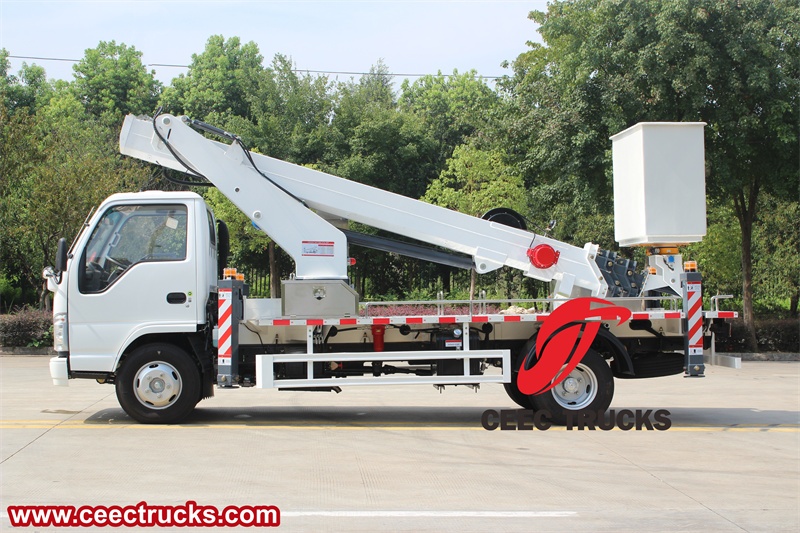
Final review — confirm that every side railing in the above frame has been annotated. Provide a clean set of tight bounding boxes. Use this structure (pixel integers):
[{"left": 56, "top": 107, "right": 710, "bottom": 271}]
[{"left": 360, "top": 295, "right": 682, "bottom": 318}]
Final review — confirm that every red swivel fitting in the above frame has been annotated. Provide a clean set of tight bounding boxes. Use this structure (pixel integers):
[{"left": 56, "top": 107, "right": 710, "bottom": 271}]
[{"left": 527, "top": 244, "right": 560, "bottom": 269}]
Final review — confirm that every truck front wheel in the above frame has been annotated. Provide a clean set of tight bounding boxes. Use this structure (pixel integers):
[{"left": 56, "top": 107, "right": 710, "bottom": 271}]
[
  {"left": 115, "top": 343, "right": 200, "bottom": 424},
  {"left": 528, "top": 349, "right": 614, "bottom": 426}
]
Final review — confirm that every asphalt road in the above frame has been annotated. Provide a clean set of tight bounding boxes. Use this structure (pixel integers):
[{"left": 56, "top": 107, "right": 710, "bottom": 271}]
[{"left": 1, "top": 356, "right": 798, "bottom": 532}]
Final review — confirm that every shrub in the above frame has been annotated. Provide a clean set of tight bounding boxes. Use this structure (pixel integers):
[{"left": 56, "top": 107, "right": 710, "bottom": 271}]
[
  {"left": 0, "top": 307, "right": 53, "bottom": 347},
  {"left": 754, "top": 319, "right": 799, "bottom": 352},
  {"left": 360, "top": 303, "right": 503, "bottom": 317},
  {"left": 717, "top": 318, "right": 799, "bottom": 353},
  {"left": 0, "top": 273, "right": 23, "bottom": 312}
]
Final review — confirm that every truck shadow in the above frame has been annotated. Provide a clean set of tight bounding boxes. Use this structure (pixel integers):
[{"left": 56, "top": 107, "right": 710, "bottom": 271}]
[
  {"left": 83, "top": 405, "right": 492, "bottom": 427},
  {"left": 82, "top": 405, "right": 799, "bottom": 428}
]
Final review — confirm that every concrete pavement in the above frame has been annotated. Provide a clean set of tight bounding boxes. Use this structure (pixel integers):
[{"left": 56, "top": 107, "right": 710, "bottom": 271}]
[{"left": 1, "top": 357, "right": 798, "bottom": 532}]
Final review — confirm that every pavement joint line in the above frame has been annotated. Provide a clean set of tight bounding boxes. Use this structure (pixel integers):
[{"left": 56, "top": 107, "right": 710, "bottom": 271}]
[
  {"left": 0, "top": 391, "right": 116, "bottom": 465},
  {"left": 3, "top": 420, "right": 799, "bottom": 427},
  {"left": 1, "top": 421, "right": 798, "bottom": 432},
  {"left": 588, "top": 434, "right": 751, "bottom": 533},
  {"left": 4, "top": 420, "right": 797, "bottom": 427}
]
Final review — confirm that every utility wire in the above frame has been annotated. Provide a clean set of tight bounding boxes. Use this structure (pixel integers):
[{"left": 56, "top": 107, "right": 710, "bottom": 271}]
[{"left": 7, "top": 55, "right": 503, "bottom": 79}]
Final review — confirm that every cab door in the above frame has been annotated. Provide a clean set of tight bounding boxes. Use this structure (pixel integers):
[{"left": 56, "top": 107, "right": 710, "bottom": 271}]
[{"left": 67, "top": 201, "right": 198, "bottom": 372}]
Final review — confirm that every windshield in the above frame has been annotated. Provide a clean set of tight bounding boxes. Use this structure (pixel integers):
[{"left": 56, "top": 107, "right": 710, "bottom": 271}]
[{"left": 79, "top": 204, "right": 188, "bottom": 294}]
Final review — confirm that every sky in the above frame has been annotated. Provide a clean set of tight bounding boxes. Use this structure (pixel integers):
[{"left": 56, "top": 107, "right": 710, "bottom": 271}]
[{"left": 1, "top": 0, "right": 548, "bottom": 90}]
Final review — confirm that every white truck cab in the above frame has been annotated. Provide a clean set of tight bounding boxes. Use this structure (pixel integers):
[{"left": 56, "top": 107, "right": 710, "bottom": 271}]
[{"left": 49, "top": 192, "right": 217, "bottom": 376}]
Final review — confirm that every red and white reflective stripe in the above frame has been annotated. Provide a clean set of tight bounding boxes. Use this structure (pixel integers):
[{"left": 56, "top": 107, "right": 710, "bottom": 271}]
[
  {"left": 257, "top": 312, "right": 662, "bottom": 326},
  {"left": 685, "top": 282, "right": 703, "bottom": 351},
  {"left": 252, "top": 309, "right": 735, "bottom": 327},
  {"left": 218, "top": 289, "right": 233, "bottom": 364}
]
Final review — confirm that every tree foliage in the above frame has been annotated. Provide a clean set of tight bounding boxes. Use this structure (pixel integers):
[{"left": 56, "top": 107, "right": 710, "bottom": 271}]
[
  {"left": 423, "top": 144, "right": 527, "bottom": 218},
  {"left": 500, "top": 0, "right": 799, "bottom": 345},
  {"left": 752, "top": 195, "right": 799, "bottom": 315},
  {"left": 235, "top": 54, "right": 335, "bottom": 163},
  {"left": 0, "top": 103, "right": 151, "bottom": 308},
  {"left": 1, "top": 50, "right": 54, "bottom": 113},
  {"left": 400, "top": 70, "right": 498, "bottom": 166},
  {"left": 1, "top": 10, "right": 796, "bottom": 341},
  {"left": 72, "top": 41, "right": 161, "bottom": 122},
  {"left": 423, "top": 144, "right": 530, "bottom": 298},
  {"left": 161, "top": 35, "right": 263, "bottom": 120}
]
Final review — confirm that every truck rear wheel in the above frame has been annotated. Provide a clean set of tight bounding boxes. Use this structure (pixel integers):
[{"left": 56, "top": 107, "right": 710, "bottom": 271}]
[
  {"left": 115, "top": 343, "right": 200, "bottom": 424},
  {"left": 529, "top": 349, "right": 614, "bottom": 425}
]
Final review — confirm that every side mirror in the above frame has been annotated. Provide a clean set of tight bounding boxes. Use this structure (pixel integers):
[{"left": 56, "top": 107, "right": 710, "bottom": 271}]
[{"left": 55, "top": 238, "right": 68, "bottom": 273}]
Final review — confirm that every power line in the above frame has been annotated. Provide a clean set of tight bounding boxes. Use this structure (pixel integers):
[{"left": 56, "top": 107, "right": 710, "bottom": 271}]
[
  {"left": 7, "top": 55, "right": 503, "bottom": 80},
  {"left": 8, "top": 55, "right": 81, "bottom": 63}
]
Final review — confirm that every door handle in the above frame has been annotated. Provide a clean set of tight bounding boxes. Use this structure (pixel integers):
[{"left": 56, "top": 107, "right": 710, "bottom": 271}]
[{"left": 167, "top": 292, "right": 187, "bottom": 304}]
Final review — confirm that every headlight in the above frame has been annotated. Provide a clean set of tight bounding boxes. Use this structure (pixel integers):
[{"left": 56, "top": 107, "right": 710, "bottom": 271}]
[{"left": 53, "top": 313, "right": 68, "bottom": 352}]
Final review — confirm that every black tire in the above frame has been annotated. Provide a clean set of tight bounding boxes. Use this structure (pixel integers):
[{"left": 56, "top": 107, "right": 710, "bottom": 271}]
[
  {"left": 504, "top": 379, "right": 533, "bottom": 409},
  {"left": 115, "top": 343, "right": 200, "bottom": 424},
  {"left": 529, "top": 349, "right": 614, "bottom": 426},
  {"left": 503, "top": 339, "right": 535, "bottom": 409}
]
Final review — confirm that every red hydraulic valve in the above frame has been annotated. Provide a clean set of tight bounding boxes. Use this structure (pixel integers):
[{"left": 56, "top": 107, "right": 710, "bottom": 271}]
[
  {"left": 371, "top": 325, "right": 386, "bottom": 352},
  {"left": 527, "top": 244, "right": 560, "bottom": 269}
]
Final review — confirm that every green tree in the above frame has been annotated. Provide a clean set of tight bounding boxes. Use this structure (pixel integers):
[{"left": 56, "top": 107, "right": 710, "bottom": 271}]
[
  {"left": 1, "top": 50, "right": 54, "bottom": 113},
  {"left": 320, "top": 63, "right": 438, "bottom": 198},
  {"left": 325, "top": 63, "right": 393, "bottom": 141},
  {"left": 334, "top": 107, "right": 438, "bottom": 199},
  {"left": 400, "top": 70, "right": 499, "bottom": 166},
  {"left": 72, "top": 41, "right": 161, "bottom": 122},
  {"left": 234, "top": 54, "right": 335, "bottom": 163},
  {"left": 423, "top": 144, "right": 529, "bottom": 298},
  {"left": 357, "top": 58, "right": 395, "bottom": 110},
  {"left": 501, "top": 0, "right": 799, "bottom": 347},
  {"left": 423, "top": 144, "right": 528, "bottom": 217},
  {"left": 161, "top": 35, "right": 263, "bottom": 120},
  {"left": 752, "top": 195, "right": 799, "bottom": 316},
  {"left": 0, "top": 102, "right": 151, "bottom": 308},
  {"left": 684, "top": 203, "right": 743, "bottom": 306}
]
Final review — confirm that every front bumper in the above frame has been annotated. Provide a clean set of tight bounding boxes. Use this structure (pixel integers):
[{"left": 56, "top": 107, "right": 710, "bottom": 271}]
[{"left": 49, "top": 356, "right": 69, "bottom": 386}]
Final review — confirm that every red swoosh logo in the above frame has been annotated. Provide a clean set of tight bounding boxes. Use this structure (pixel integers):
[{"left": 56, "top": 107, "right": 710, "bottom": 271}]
[{"left": 517, "top": 298, "right": 631, "bottom": 396}]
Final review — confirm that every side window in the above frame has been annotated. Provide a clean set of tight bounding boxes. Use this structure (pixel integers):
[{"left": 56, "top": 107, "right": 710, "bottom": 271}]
[
  {"left": 206, "top": 209, "right": 216, "bottom": 246},
  {"left": 79, "top": 204, "right": 188, "bottom": 294}
]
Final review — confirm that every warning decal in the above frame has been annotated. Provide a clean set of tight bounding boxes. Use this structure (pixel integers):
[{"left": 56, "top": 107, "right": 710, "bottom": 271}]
[
  {"left": 218, "top": 288, "right": 232, "bottom": 367},
  {"left": 301, "top": 241, "right": 335, "bottom": 257}
]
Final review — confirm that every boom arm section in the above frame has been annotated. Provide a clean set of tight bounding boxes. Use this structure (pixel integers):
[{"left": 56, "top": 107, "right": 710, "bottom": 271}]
[{"left": 120, "top": 114, "right": 608, "bottom": 297}]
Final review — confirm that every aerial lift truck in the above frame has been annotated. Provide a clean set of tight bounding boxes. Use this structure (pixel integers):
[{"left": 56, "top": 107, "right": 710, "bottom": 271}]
[{"left": 45, "top": 113, "right": 737, "bottom": 423}]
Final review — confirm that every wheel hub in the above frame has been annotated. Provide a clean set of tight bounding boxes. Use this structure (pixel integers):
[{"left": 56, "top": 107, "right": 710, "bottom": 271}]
[
  {"left": 552, "top": 364, "right": 598, "bottom": 409},
  {"left": 562, "top": 377, "right": 580, "bottom": 394},
  {"left": 134, "top": 362, "right": 182, "bottom": 409}
]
